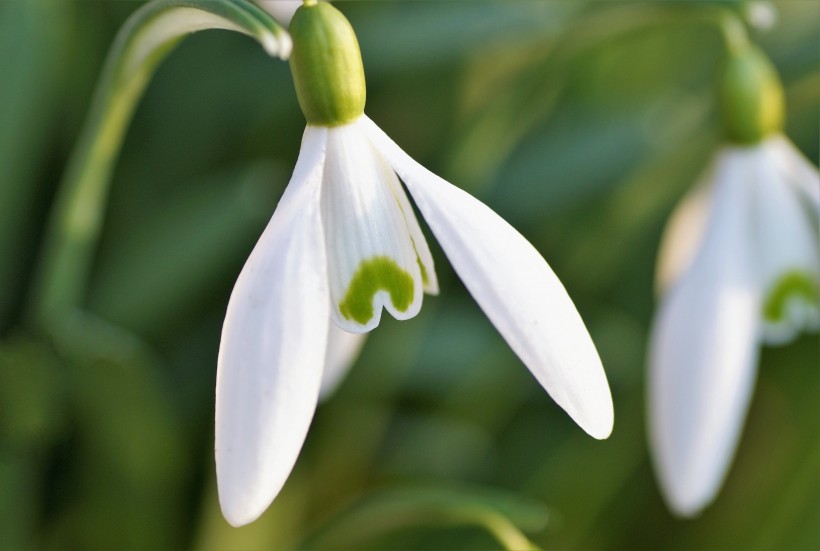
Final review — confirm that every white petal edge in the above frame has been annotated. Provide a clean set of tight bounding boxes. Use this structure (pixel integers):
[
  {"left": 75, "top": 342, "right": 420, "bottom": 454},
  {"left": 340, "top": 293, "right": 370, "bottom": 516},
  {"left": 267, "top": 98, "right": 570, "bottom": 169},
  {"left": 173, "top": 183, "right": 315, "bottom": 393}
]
[
  {"left": 655, "top": 171, "right": 715, "bottom": 296},
  {"left": 320, "top": 322, "right": 367, "bottom": 400},
  {"left": 385, "top": 168, "right": 440, "bottom": 295},
  {"left": 648, "top": 163, "right": 761, "bottom": 517},
  {"left": 215, "top": 127, "right": 329, "bottom": 527},
  {"left": 768, "top": 134, "right": 820, "bottom": 215},
  {"left": 752, "top": 144, "right": 820, "bottom": 345},
  {"left": 360, "top": 116, "right": 614, "bottom": 439}
]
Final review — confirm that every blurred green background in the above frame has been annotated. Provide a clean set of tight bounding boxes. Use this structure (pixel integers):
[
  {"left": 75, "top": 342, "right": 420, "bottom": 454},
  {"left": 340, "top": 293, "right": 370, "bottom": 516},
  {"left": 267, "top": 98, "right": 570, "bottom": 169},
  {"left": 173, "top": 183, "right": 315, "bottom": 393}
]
[{"left": 0, "top": 0, "right": 818, "bottom": 549}]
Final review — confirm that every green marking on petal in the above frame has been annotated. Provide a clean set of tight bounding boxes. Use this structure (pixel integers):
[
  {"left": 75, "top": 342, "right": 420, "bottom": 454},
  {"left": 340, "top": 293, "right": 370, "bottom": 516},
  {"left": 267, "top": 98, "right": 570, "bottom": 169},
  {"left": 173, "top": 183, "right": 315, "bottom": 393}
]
[
  {"left": 339, "top": 256, "right": 414, "bottom": 324},
  {"left": 409, "top": 240, "right": 429, "bottom": 287},
  {"left": 417, "top": 257, "right": 429, "bottom": 287},
  {"left": 763, "top": 270, "right": 819, "bottom": 323}
]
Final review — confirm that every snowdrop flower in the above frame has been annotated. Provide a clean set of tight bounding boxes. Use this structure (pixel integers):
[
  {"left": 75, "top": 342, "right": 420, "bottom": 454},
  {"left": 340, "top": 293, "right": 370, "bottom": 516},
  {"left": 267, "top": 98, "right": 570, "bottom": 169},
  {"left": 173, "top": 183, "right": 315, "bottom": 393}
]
[
  {"left": 649, "top": 44, "right": 819, "bottom": 517},
  {"left": 215, "top": 1, "right": 613, "bottom": 527},
  {"left": 743, "top": 1, "right": 778, "bottom": 31}
]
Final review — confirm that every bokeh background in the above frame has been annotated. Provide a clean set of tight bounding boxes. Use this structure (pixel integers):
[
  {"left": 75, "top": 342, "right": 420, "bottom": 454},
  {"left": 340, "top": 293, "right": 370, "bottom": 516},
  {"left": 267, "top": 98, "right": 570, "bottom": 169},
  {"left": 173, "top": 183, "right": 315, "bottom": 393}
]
[{"left": 1, "top": 0, "right": 818, "bottom": 549}]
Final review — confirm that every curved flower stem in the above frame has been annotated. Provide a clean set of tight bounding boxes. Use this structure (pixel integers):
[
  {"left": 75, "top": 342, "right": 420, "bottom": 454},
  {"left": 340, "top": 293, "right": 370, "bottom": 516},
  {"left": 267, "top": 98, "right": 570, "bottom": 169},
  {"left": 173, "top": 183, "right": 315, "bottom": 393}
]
[{"left": 27, "top": 0, "right": 289, "bottom": 331}]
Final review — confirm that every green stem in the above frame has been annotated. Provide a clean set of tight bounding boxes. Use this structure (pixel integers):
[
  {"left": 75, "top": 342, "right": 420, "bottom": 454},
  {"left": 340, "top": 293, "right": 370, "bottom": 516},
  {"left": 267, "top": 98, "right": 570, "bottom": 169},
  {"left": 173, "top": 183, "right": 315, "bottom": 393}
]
[{"left": 27, "top": 0, "right": 289, "bottom": 331}]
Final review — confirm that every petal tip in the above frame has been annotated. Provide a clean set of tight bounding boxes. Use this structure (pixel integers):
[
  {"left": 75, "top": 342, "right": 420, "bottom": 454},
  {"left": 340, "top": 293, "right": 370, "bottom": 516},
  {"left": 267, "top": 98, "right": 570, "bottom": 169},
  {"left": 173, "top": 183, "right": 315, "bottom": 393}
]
[
  {"left": 660, "top": 480, "right": 714, "bottom": 519},
  {"left": 217, "top": 480, "right": 269, "bottom": 528},
  {"left": 580, "top": 401, "right": 614, "bottom": 440}
]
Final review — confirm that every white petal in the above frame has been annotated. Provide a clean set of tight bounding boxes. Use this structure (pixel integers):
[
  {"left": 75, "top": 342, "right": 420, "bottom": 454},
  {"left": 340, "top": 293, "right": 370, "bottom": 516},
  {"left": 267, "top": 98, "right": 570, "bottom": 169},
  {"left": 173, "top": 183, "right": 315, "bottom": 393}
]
[
  {"left": 648, "top": 163, "right": 761, "bottom": 517},
  {"left": 768, "top": 134, "right": 820, "bottom": 214},
  {"left": 360, "top": 116, "right": 613, "bottom": 439},
  {"left": 256, "top": 0, "right": 303, "bottom": 26},
  {"left": 752, "top": 143, "right": 820, "bottom": 345},
  {"left": 386, "top": 170, "right": 440, "bottom": 295},
  {"left": 215, "top": 127, "right": 329, "bottom": 527},
  {"left": 321, "top": 121, "right": 424, "bottom": 333},
  {"left": 655, "top": 146, "right": 772, "bottom": 296},
  {"left": 655, "top": 174, "right": 715, "bottom": 296},
  {"left": 320, "top": 323, "right": 367, "bottom": 400}
]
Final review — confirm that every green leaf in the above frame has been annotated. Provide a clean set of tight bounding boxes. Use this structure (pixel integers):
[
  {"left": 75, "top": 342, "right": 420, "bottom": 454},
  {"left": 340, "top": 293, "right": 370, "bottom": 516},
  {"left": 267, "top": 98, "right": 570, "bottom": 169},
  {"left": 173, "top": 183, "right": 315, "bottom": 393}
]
[{"left": 0, "top": 0, "right": 68, "bottom": 328}]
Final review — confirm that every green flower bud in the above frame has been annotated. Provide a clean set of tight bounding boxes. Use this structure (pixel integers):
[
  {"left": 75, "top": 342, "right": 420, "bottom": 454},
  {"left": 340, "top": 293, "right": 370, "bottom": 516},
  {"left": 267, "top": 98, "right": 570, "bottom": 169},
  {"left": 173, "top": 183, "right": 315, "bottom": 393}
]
[
  {"left": 719, "top": 45, "right": 784, "bottom": 144},
  {"left": 289, "top": 2, "right": 366, "bottom": 126}
]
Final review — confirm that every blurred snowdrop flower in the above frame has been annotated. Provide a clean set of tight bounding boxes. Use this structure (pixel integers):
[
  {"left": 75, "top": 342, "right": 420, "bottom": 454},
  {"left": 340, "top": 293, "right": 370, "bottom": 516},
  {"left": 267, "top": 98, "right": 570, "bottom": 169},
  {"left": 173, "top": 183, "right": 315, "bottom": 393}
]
[
  {"left": 649, "top": 44, "right": 819, "bottom": 517},
  {"left": 215, "top": 1, "right": 613, "bottom": 527},
  {"left": 743, "top": 1, "right": 778, "bottom": 31}
]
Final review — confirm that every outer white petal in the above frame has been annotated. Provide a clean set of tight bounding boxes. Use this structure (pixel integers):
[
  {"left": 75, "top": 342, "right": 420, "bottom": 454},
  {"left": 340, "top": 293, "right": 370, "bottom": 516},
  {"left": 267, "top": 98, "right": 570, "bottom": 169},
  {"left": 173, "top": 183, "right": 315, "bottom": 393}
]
[
  {"left": 322, "top": 122, "right": 424, "bottom": 333},
  {"left": 320, "top": 323, "right": 367, "bottom": 400},
  {"left": 215, "top": 127, "right": 329, "bottom": 527},
  {"left": 648, "top": 161, "right": 761, "bottom": 517},
  {"left": 768, "top": 134, "right": 820, "bottom": 214},
  {"left": 654, "top": 146, "right": 776, "bottom": 296},
  {"left": 360, "top": 116, "right": 613, "bottom": 439},
  {"left": 256, "top": 0, "right": 303, "bottom": 26},
  {"left": 655, "top": 175, "right": 715, "bottom": 296},
  {"left": 752, "top": 142, "right": 820, "bottom": 345}
]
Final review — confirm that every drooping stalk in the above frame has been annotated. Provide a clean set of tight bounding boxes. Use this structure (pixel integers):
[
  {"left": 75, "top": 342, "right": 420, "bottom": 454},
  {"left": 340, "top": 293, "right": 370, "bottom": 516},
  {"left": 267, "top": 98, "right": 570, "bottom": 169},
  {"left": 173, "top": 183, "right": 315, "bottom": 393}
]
[{"left": 28, "top": 0, "right": 290, "bottom": 330}]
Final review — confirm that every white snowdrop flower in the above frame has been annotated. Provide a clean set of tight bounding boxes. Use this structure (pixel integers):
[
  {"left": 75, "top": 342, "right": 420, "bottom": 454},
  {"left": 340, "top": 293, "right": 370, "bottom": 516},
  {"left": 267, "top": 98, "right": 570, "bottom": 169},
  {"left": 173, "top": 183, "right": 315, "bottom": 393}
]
[
  {"left": 649, "top": 44, "right": 819, "bottom": 517},
  {"left": 215, "top": 1, "right": 613, "bottom": 527}
]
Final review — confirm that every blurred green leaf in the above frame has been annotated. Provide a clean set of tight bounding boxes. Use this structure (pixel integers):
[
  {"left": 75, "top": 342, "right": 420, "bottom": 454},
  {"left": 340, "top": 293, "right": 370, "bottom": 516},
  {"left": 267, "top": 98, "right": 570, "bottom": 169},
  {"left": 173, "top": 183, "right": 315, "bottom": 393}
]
[
  {"left": 42, "top": 311, "right": 189, "bottom": 550},
  {"left": 0, "top": 0, "right": 67, "bottom": 329},
  {"left": 0, "top": 335, "right": 66, "bottom": 449},
  {"left": 0, "top": 334, "right": 66, "bottom": 549},
  {"left": 89, "top": 161, "right": 287, "bottom": 339},
  {"left": 300, "top": 484, "right": 549, "bottom": 551}
]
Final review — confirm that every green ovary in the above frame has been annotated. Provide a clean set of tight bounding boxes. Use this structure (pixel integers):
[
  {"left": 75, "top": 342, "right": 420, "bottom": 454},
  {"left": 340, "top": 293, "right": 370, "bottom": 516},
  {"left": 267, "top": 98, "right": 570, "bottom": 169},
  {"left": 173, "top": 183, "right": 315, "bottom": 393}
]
[
  {"left": 339, "top": 256, "right": 415, "bottom": 324},
  {"left": 763, "top": 270, "right": 819, "bottom": 323}
]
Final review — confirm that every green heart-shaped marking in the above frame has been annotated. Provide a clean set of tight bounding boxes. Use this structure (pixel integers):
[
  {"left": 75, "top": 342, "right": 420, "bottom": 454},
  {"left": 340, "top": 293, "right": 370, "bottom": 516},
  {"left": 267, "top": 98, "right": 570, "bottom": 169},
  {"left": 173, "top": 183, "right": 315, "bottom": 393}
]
[
  {"left": 763, "top": 270, "right": 819, "bottom": 323},
  {"left": 339, "top": 256, "right": 414, "bottom": 324}
]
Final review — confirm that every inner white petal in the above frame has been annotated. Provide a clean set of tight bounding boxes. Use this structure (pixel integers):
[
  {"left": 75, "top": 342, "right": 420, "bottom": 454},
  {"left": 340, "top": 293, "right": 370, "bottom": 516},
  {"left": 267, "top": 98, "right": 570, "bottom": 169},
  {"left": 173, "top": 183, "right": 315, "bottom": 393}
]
[
  {"left": 751, "top": 146, "right": 820, "bottom": 344},
  {"left": 321, "top": 122, "right": 424, "bottom": 333},
  {"left": 761, "top": 294, "right": 820, "bottom": 345},
  {"left": 320, "top": 322, "right": 367, "bottom": 400},
  {"left": 384, "top": 165, "right": 439, "bottom": 295}
]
